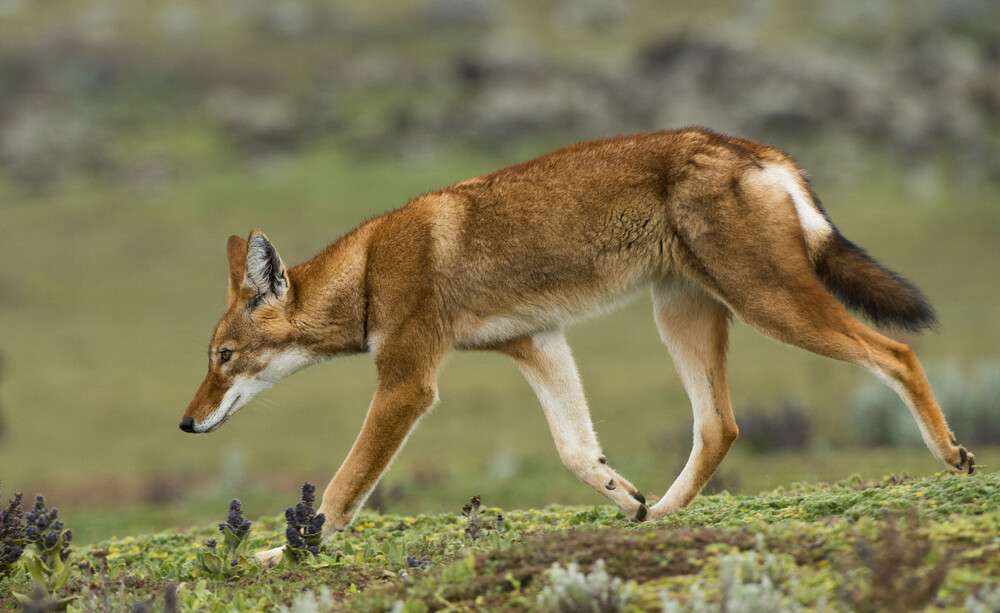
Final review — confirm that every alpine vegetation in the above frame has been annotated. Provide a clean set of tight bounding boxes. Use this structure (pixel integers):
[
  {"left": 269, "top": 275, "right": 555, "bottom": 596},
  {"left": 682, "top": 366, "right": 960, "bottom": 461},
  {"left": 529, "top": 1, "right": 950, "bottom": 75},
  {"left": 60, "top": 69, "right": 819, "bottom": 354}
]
[
  {"left": 197, "top": 499, "right": 253, "bottom": 578},
  {"left": 462, "top": 495, "right": 483, "bottom": 541},
  {"left": 0, "top": 490, "right": 25, "bottom": 579},
  {"left": 13, "top": 495, "right": 74, "bottom": 608},
  {"left": 536, "top": 559, "right": 636, "bottom": 613},
  {"left": 660, "top": 545, "right": 802, "bottom": 613},
  {"left": 283, "top": 483, "right": 325, "bottom": 564}
]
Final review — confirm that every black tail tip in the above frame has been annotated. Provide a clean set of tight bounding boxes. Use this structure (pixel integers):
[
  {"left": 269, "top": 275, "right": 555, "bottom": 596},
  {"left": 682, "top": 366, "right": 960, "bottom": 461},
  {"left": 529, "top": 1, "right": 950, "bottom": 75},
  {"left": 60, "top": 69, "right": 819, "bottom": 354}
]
[{"left": 816, "top": 233, "right": 938, "bottom": 333}]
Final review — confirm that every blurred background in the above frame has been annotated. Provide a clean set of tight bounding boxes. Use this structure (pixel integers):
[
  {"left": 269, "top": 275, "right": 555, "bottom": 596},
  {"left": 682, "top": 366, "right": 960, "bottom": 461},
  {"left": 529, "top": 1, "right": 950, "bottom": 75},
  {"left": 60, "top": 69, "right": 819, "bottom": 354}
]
[{"left": 1, "top": 0, "right": 998, "bottom": 544}]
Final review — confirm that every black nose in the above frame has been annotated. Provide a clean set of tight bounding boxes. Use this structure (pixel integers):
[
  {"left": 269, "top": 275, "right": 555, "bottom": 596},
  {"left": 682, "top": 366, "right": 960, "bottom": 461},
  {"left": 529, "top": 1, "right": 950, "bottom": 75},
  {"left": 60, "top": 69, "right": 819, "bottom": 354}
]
[{"left": 179, "top": 416, "right": 196, "bottom": 433}]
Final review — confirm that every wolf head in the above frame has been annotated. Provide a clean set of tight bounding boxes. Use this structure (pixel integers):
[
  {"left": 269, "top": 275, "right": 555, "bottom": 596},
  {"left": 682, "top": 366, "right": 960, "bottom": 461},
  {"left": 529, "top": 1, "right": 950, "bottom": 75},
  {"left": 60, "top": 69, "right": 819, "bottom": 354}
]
[{"left": 180, "top": 231, "right": 317, "bottom": 433}]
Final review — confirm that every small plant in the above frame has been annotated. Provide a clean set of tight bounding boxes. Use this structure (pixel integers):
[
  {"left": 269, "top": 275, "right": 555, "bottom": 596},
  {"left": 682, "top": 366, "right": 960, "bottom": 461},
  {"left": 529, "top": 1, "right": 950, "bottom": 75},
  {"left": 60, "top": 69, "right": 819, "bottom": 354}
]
[
  {"left": 12, "top": 495, "right": 74, "bottom": 609},
  {"left": 405, "top": 555, "right": 431, "bottom": 571},
  {"left": 966, "top": 584, "right": 1000, "bottom": 613},
  {"left": 838, "top": 512, "right": 950, "bottom": 613},
  {"left": 460, "top": 496, "right": 507, "bottom": 549},
  {"left": 660, "top": 540, "right": 801, "bottom": 613},
  {"left": 16, "top": 587, "right": 62, "bottom": 613},
  {"left": 536, "top": 559, "right": 635, "bottom": 613},
  {"left": 1, "top": 489, "right": 26, "bottom": 579},
  {"left": 196, "top": 499, "right": 253, "bottom": 577},
  {"left": 283, "top": 482, "right": 325, "bottom": 564},
  {"left": 279, "top": 586, "right": 335, "bottom": 613},
  {"left": 462, "top": 495, "right": 482, "bottom": 541}
]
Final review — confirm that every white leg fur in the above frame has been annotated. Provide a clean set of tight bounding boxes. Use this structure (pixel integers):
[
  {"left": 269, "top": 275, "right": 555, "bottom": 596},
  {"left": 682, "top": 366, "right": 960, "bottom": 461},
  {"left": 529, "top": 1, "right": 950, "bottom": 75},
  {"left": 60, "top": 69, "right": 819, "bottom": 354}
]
[
  {"left": 515, "top": 331, "right": 647, "bottom": 518},
  {"left": 865, "top": 363, "right": 947, "bottom": 463},
  {"left": 650, "top": 280, "right": 737, "bottom": 517},
  {"left": 254, "top": 546, "right": 285, "bottom": 567}
]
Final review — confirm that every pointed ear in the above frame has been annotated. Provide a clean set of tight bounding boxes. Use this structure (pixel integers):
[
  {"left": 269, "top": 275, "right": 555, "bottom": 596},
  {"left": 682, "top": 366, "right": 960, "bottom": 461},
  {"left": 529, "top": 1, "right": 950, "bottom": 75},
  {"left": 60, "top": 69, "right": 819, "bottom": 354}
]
[
  {"left": 244, "top": 230, "right": 290, "bottom": 306},
  {"left": 226, "top": 234, "right": 248, "bottom": 304}
]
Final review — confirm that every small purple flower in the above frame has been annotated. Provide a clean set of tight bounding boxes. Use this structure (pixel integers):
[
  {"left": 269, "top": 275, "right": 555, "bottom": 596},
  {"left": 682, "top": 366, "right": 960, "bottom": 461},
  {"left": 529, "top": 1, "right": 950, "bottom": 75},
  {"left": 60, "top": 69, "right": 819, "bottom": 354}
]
[
  {"left": 302, "top": 482, "right": 316, "bottom": 506},
  {"left": 283, "top": 483, "right": 324, "bottom": 559},
  {"left": 294, "top": 502, "right": 309, "bottom": 525},
  {"left": 285, "top": 526, "right": 304, "bottom": 549},
  {"left": 308, "top": 513, "right": 325, "bottom": 535}
]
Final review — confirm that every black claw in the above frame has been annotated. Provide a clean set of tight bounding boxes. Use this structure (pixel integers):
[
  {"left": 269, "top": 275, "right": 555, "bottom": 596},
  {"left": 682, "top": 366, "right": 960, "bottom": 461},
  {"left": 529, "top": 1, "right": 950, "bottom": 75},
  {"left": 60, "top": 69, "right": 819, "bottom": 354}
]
[
  {"left": 631, "top": 491, "right": 646, "bottom": 505},
  {"left": 605, "top": 479, "right": 616, "bottom": 491},
  {"left": 597, "top": 456, "right": 607, "bottom": 464},
  {"left": 634, "top": 504, "right": 647, "bottom": 522}
]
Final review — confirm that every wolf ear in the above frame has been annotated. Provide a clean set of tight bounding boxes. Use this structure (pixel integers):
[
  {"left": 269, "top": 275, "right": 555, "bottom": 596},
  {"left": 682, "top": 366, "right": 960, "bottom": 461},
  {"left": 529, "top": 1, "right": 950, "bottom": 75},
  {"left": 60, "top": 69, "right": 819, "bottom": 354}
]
[
  {"left": 226, "top": 235, "right": 248, "bottom": 303},
  {"left": 243, "top": 230, "right": 289, "bottom": 306}
]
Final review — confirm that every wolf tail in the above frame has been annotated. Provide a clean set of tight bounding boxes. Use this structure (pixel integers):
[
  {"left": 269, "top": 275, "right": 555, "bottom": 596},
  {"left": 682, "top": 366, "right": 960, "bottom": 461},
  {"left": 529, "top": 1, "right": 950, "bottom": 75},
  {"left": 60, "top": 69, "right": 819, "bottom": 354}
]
[{"left": 812, "top": 229, "right": 937, "bottom": 332}]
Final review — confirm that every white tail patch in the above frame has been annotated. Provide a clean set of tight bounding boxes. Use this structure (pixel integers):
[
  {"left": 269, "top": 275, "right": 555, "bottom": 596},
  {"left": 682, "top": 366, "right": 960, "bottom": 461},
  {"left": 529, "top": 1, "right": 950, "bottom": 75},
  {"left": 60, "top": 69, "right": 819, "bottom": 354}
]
[{"left": 755, "top": 165, "right": 832, "bottom": 252}]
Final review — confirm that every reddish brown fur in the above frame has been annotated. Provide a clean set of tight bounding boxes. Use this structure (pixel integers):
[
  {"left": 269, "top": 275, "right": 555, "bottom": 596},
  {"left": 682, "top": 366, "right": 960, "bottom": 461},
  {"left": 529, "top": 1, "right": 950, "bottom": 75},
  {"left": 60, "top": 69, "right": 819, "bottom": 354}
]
[{"left": 181, "top": 128, "right": 972, "bottom": 564}]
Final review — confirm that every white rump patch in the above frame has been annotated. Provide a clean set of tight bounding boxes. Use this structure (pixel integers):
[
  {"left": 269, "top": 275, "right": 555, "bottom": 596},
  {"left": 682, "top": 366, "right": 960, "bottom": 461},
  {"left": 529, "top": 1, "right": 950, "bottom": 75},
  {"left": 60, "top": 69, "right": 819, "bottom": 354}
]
[{"left": 757, "top": 165, "right": 832, "bottom": 251}]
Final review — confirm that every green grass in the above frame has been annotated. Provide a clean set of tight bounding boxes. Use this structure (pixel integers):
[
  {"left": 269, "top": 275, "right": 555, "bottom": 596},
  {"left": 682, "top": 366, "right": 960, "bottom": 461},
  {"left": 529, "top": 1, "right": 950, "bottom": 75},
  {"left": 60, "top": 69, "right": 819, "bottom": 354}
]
[{"left": 2, "top": 472, "right": 997, "bottom": 611}]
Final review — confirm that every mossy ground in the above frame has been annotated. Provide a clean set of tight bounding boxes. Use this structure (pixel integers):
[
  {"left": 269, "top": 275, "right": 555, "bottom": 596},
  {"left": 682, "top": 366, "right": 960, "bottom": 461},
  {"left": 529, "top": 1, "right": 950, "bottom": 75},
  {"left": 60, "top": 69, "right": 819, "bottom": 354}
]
[{"left": 2, "top": 471, "right": 997, "bottom": 611}]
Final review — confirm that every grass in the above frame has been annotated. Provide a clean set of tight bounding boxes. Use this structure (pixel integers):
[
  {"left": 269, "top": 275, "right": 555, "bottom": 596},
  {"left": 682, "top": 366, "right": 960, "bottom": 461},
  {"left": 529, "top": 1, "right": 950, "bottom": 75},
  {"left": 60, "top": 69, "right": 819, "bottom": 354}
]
[{"left": 1, "top": 471, "right": 997, "bottom": 611}]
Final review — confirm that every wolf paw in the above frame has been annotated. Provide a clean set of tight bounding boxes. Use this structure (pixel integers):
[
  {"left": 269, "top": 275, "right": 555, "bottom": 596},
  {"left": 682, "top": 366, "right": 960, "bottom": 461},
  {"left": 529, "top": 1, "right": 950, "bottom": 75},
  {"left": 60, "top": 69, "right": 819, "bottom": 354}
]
[
  {"left": 952, "top": 445, "right": 976, "bottom": 475},
  {"left": 254, "top": 546, "right": 285, "bottom": 567}
]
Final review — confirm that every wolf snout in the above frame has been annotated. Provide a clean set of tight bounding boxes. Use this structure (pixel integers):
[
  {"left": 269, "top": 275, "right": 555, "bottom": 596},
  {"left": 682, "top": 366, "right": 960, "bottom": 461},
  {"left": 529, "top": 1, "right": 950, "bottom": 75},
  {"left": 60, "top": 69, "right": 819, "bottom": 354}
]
[{"left": 179, "top": 416, "right": 196, "bottom": 433}]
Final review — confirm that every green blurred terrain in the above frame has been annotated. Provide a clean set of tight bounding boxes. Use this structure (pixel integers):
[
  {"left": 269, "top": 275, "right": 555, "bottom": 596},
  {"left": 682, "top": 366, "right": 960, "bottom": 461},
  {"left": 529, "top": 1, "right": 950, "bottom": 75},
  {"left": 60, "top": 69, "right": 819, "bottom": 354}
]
[{"left": 1, "top": 1, "right": 999, "bottom": 545}]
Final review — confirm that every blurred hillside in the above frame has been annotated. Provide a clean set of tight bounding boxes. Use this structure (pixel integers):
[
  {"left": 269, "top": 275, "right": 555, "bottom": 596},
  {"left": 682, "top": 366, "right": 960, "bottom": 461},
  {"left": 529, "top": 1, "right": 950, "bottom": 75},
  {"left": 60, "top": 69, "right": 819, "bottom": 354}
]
[
  {"left": 1, "top": 0, "right": 999, "bottom": 191},
  {"left": 1, "top": 1, "right": 999, "bottom": 544}
]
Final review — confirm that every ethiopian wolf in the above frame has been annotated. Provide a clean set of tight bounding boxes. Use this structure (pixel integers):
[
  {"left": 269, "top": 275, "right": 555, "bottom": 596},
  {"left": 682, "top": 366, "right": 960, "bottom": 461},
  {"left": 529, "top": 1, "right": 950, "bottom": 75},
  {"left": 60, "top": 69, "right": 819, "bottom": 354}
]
[{"left": 180, "top": 128, "right": 974, "bottom": 565}]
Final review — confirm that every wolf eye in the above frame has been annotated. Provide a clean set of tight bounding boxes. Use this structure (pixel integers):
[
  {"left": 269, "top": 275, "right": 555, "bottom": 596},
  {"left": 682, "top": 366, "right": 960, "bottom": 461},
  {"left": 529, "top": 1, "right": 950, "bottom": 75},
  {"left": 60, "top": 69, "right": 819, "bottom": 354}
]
[{"left": 219, "top": 349, "right": 233, "bottom": 364}]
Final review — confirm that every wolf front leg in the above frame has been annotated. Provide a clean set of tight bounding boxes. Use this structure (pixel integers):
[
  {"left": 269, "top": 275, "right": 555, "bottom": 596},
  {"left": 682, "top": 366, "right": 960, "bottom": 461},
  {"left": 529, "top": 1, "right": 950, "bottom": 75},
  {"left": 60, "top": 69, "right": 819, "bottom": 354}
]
[{"left": 256, "top": 337, "right": 442, "bottom": 566}]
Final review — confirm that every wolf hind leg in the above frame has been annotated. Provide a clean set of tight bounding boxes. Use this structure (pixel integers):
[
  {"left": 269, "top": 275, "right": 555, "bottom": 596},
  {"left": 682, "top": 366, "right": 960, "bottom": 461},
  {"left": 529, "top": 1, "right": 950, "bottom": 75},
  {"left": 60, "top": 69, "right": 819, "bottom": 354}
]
[
  {"left": 497, "top": 331, "right": 649, "bottom": 520},
  {"left": 715, "top": 253, "right": 973, "bottom": 474},
  {"left": 648, "top": 278, "right": 737, "bottom": 519}
]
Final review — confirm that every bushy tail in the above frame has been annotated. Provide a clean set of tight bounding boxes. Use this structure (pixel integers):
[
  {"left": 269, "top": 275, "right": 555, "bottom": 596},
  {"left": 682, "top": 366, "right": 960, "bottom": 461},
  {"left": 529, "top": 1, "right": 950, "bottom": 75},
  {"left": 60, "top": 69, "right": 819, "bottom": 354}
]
[{"left": 814, "top": 231, "right": 937, "bottom": 332}]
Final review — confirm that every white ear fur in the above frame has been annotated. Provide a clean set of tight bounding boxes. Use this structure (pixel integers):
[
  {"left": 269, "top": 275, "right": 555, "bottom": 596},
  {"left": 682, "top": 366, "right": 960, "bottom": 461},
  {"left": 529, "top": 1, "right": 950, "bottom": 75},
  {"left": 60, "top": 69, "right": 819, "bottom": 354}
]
[{"left": 245, "top": 232, "right": 289, "bottom": 304}]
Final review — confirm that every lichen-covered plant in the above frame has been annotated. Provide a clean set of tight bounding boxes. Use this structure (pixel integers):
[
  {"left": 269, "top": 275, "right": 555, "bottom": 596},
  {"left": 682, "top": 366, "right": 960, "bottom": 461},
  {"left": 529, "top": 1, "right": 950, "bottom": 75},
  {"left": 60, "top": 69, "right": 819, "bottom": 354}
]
[
  {"left": 536, "top": 559, "right": 636, "bottom": 613},
  {"left": 966, "top": 584, "right": 1000, "bottom": 613},
  {"left": 0, "top": 489, "right": 26, "bottom": 579},
  {"left": 462, "top": 495, "right": 482, "bottom": 541},
  {"left": 197, "top": 499, "right": 253, "bottom": 578},
  {"left": 283, "top": 482, "right": 325, "bottom": 564},
  {"left": 460, "top": 495, "right": 507, "bottom": 549},
  {"left": 12, "top": 495, "right": 75, "bottom": 609},
  {"left": 660, "top": 538, "right": 802, "bottom": 613},
  {"left": 279, "top": 586, "right": 335, "bottom": 613}
]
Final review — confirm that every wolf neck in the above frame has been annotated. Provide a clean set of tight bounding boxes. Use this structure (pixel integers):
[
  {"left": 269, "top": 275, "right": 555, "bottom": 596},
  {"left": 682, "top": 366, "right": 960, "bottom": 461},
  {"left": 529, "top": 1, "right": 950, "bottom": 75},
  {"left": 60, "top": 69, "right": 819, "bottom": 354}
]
[{"left": 286, "top": 221, "right": 377, "bottom": 356}]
